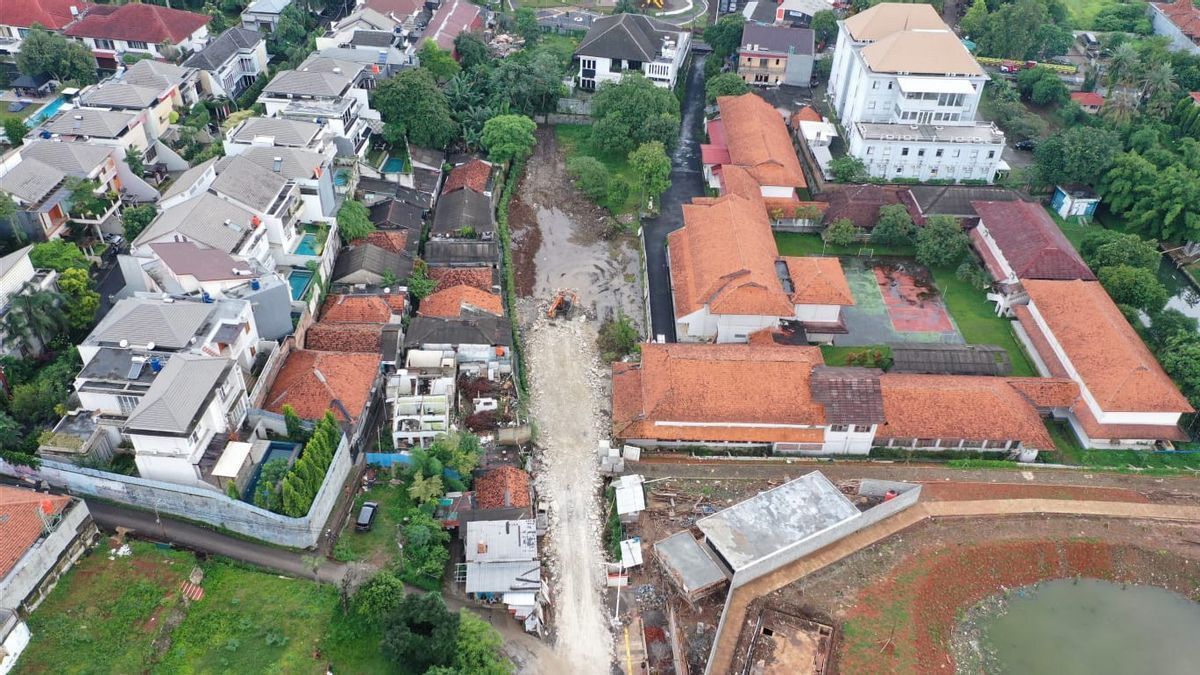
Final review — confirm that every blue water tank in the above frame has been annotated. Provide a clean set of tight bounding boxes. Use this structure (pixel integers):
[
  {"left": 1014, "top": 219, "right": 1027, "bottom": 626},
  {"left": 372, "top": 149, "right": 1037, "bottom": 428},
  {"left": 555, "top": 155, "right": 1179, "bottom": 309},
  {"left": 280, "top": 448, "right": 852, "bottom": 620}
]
[
  {"left": 250, "top": 278, "right": 261, "bottom": 291},
  {"left": 201, "top": 292, "right": 213, "bottom": 303},
  {"left": 149, "top": 357, "right": 163, "bottom": 373}
]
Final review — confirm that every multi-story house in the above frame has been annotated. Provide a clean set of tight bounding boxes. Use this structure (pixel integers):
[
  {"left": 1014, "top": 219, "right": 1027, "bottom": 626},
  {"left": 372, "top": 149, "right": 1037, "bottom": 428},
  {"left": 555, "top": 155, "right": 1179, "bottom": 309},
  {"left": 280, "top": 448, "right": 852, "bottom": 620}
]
[
  {"left": 64, "top": 3, "right": 210, "bottom": 69},
  {"left": 241, "top": 0, "right": 293, "bottom": 34},
  {"left": 737, "top": 24, "right": 815, "bottom": 87},
  {"left": 257, "top": 55, "right": 380, "bottom": 158},
  {"left": 573, "top": 13, "right": 691, "bottom": 90},
  {"left": 183, "top": 27, "right": 269, "bottom": 100},
  {"left": 423, "top": 0, "right": 485, "bottom": 53},
  {"left": 229, "top": 146, "right": 337, "bottom": 222},
  {"left": 0, "top": 0, "right": 92, "bottom": 77},
  {"left": 827, "top": 3, "right": 1006, "bottom": 183},
  {"left": 33, "top": 107, "right": 151, "bottom": 154},
  {"left": 0, "top": 141, "right": 123, "bottom": 237},
  {"left": 78, "top": 59, "right": 201, "bottom": 143}
]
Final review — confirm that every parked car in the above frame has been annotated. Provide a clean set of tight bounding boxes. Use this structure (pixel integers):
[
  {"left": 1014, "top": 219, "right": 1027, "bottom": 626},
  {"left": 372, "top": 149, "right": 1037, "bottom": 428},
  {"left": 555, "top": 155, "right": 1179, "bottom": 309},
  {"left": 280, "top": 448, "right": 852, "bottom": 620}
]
[
  {"left": 1014, "top": 139, "right": 1037, "bottom": 151},
  {"left": 355, "top": 501, "right": 379, "bottom": 531},
  {"left": 103, "top": 233, "right": 124, "bottom": 246}
]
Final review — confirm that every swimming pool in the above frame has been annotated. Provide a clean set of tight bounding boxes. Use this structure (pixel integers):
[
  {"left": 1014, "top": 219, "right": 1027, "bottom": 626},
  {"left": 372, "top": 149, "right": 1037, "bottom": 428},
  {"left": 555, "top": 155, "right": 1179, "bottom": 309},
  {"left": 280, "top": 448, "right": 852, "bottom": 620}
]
[
  {"left": 242, "top": 441, "right": 300, "bottom": 502},
  {"left": 382, "top": 156, "right": 406, "bottom": 173},
  {"left": 293, "top": 233, "right": 320, "bottom": 256},
  {"left": 334, "top": 169, "right": 350, "bottom": 187},
  {"left": 287, "top": 269, "right": 314, "bottom": 300},
  {"left": 25, "top": 96, "right": 68, "bottom": 127}
]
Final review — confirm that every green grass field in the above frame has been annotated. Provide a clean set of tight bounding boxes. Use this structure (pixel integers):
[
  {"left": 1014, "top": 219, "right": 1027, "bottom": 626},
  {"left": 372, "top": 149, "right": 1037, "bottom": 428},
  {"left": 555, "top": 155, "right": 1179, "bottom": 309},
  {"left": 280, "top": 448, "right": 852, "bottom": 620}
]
[
  {"left": 334, "top": 478, "right": 414, "bottom": 564},
  {"left": 775, "top": 232, "right": 916, "bottom": 258},
  {"left": 930, "top": 264, "right": 1037, "bottom": 376},
  {"left": 555, "top": 123, "right": 641, "bottom": 214},
  {"left": 1061, "top": 0, "right": 1118, "bottom": 28}
]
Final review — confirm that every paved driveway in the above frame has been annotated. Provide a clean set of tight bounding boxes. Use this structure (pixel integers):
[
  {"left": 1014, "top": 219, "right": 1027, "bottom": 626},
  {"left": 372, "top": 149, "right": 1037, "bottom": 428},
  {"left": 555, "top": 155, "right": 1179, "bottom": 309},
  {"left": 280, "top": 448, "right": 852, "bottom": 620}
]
[{"left": 643, "top": 54, "right": 708, "bottom": 342}]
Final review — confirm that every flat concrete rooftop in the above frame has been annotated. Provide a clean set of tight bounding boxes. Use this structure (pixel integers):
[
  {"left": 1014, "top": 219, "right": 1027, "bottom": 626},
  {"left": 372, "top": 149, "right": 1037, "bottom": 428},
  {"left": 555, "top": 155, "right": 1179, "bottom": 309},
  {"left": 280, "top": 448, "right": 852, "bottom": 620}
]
[{"left": 654, "top": 531, "right": 727, "bottom": 594}]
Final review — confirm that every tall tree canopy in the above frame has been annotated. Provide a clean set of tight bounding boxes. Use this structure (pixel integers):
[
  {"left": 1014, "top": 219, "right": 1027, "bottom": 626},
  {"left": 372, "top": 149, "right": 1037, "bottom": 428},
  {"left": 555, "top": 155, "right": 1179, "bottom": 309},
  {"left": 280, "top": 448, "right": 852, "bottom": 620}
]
[
  {"left": 16, "top": 25, "right": 98, "bottom": 84},
  {"left": 372, "top": 68, "right": 459, "bottom": 149},
  {"left": 591, "top": 74, "right": 680, "bottom": 154}
]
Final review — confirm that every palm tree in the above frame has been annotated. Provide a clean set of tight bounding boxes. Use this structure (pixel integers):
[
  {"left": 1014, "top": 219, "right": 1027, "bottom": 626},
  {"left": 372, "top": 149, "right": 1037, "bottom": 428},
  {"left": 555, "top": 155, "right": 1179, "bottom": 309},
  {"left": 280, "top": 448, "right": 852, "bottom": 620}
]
[
  {"left": 1106, "top": 43, "right": 1139, "bottom": 93},
  {"left": 1139, "top": 61, "right": 1178, "bottom": 113},
  {"left": 1102, "top": 90, "right": 1140, "bottom": 124},
  {"left": 1, "top": 283, "right": 68, "bottom": 356}
]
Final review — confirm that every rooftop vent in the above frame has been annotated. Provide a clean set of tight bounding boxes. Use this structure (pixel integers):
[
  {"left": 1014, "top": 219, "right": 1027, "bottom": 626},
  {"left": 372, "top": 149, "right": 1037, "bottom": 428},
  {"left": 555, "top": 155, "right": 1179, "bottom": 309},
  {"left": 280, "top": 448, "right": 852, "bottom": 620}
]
[{"left": 272, "top": 156, "right": 283, "bottom": 172}]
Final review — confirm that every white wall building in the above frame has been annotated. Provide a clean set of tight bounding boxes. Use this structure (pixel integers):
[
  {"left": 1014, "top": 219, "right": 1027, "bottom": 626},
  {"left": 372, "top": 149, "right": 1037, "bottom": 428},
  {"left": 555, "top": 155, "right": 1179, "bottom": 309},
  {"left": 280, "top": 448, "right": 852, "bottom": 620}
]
[
  {"left": 257, "top": 55, "right": 379, "bottom": 158},
  {"left": 183, "top": 27, "right": 270, "bottom": 100},
  {"left": 1150, "top": 1, "right": 1200, "bottom": 55},
  {"left": 828, "top": 3, "right": 1005, "bottom": 183},
  {"left": 573, "top": 13, "right": 691, "bottom": 90}
]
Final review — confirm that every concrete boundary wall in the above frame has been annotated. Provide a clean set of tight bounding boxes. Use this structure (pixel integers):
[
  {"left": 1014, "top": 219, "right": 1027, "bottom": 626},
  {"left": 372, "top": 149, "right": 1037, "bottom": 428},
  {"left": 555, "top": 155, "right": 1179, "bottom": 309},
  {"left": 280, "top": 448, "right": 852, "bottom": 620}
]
[{"left": 0, "top": 434, "right": 352, "bottom": 549}]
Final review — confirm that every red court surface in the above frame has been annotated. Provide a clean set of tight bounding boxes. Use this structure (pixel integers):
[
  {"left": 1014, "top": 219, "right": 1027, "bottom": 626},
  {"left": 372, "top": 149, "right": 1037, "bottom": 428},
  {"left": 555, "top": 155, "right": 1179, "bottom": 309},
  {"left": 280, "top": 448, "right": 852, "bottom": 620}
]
[{"left": 873, "top": 266, "right": 955, "bottom": 333}]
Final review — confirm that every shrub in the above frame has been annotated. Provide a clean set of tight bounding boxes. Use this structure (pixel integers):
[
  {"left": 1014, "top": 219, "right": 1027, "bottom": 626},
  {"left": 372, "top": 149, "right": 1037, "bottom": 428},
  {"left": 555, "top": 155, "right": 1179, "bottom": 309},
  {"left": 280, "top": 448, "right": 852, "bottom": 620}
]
[
  {"left": 823, "top": 218, "right": 861, "bottom": 247},
  {"left": 566, "top": 155, "right": 610, "bottom": 203}
]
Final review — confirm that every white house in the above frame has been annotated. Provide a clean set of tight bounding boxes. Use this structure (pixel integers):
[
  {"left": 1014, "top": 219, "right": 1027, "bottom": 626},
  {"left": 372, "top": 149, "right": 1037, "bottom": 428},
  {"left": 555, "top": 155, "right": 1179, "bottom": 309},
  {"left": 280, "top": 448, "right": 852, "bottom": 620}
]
[
  {"left": 228, "top": 146, "right": 337, "bottom": 222},
  {"left": 0, "top": 0, "right": 89, "bottom": 61},
  {"left": 573, "top": 13, "right": 691, "bottom": 90},
  {"left": 183, "top": 27, "right": 270, "bottom": 100},
  {"left": 0, "top": 246, "right": 59, "bottom": 356},
  {"left": 9, "top": 141, "right": 126, "bottom": 235},
  {"left": 827, "top": 3, "right": 1006, "bottom": 183},
  {"left": 388, "top": 368, "right": 453, "bottom": 448},
  {"left": 257, "top": 55, "right": 380, "bottom": 158},
  {"left": 64, "top": 3, "right": 210, "bottom": 66},
  {"left": 78, "top": 60, "right": 201, "bottom": 143},
  {"left": 33, "top": 108, "right": 151, "bottom": 155},
  {"left": 241, "top": 0, "right": 293, "bottom": 34}
]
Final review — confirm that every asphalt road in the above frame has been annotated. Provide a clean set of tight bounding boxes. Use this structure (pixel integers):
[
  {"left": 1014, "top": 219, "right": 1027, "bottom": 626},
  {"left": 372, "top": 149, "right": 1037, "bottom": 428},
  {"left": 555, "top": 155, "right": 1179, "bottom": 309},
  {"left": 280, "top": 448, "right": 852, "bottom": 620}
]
[{"left": 643, "top": 53, "right": 708, "bottom": 343}]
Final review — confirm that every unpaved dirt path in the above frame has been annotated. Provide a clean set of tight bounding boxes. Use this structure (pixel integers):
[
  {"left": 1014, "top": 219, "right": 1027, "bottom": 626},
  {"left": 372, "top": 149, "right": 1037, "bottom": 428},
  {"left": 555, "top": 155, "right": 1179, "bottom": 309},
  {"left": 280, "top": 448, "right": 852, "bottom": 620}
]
[{"left": 527, "top": 316, "right": 613, "bottom": 673}]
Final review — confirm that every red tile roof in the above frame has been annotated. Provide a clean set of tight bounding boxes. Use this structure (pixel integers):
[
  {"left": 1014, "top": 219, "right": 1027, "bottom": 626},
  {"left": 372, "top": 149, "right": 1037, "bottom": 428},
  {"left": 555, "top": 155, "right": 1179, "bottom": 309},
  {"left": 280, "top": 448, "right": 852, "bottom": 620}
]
[
  {"left": 817, "top": 184, "right": 908, "bottom": 228},
  {"left": 971, "top": 200, "right": 1094, "bottom": 281},
  {"left": 320, "top": 294, "right": 401, "bottom": 324},
  {"left": 0, "top": 486, "right": 71, "bottom": 578},
  {"left": 1154, "top": 0, "right": 1200, "bottom": 43},
  {"left": 474, "top": 465, "right": 532, "bottom": 510},
  {"left": 1022, "top": 279, "right": 1192, "bottom": 414},
  {"left": 443, "top": 159, "right": 492, "bottom": 195},
  {"left": 364, "top": 0, "right": 424, "bottom": 16},
  {"left": 423, "top": 0, "right": 483, "bottom": 51},
  {"left": 360, "top": 230, "right": 410, "bottom": 255},
  {"left": 419, "top": 284, "right": 504, "bottom": 318},
  {"left": 792, "top": 105, "right": 823, "bottom": 126},
  {"left": 1190, "top": 91, "right": 1200, "bottom": 105},
  {"left": 66, "top": 3, "right": 209, "bottom": 43},
  {"left": 1070, "top": 91, "right": 1105, "bottom": 107},
  {"left": 304, "top": 322, "right": 383, "bottom": 353},
  {"left": 715, "top": 93, "right": 806, "bottom": 189},
  {"left": 700, "top": 145, "right": 732, "bottom": 166},
  {"left": 668, "top": 193, "right": 794, "bottom": 318},
  {"left": 264, "top": 350, "right": 380, "bottom": 422},
  {"left": 782, "top": 256, "right": 855, "bottom": 306},
  {"left": 429, "top": 266, "right": 496, "bottom": 293},
  {"left": 0, "top": 0, "right": 92, "bottom": 30},
  {"left": 613, "top": 343, "right": 828, "bottom": 444},
  {"left": 876, "top": 374, "right": 1057, "bottom": 449}
]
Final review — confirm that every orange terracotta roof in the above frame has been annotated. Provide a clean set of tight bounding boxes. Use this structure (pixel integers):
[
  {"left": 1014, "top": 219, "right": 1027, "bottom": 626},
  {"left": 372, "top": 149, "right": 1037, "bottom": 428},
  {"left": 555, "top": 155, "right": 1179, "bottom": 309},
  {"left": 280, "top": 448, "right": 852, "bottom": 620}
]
[
  {"left": 1155, "top": 0, "right": 1200, "bottom": 42},
  {"left": 0, "top": 486, "right": 71, "bottom": 578},
  {"left": 782, "top": 256, "right": 855, "bottom": 306},
  {"left": 360, "top": 230, "right": 411, "bottom": 255},
  {"left": 321, "top": 294, "right": 401, "bottom": 324},
  {"left": 418, "top": 284, "right": 504, "bottom": 318},
  {"left": 792, "top": 106, "right": 823, "bottom": 125},
  {"left": 1070, "top": 91, "right": 1105, "bottom": 107},
  {"left": 876, "top": 374, "right": 1056, "bottom": 449},
  {"left": 443, "top": 159, "right": 492, "bottom": 195},
  {"left": 612, "top": 343, "right": 828, "bottom": 443},
  {"left": 668, "top": 194, "right": 794, "bottom": 318},
  {"left": 1023, "top": 280, "right": 1192, "bottom": 413},
  {"left": 1011, "top": 304, "right": 1071, "bottom": 379},
  {"left": 428, "top": 266, "right": 496, "bottom": 293},
  {"left": 1005, "top": 378, "right": 1080, "bottom": 409},
  {"left": 264, "top": 350, "right": 380, "bottom": 422},
  {"left": 716, "top": 93, "right": 806, "bottom": 189},
  {"left": 304, "top": 322, "right": 383, "bottom": 353},
  {"left": 474, "top": 465, "right": 532, "bottom": 510}
]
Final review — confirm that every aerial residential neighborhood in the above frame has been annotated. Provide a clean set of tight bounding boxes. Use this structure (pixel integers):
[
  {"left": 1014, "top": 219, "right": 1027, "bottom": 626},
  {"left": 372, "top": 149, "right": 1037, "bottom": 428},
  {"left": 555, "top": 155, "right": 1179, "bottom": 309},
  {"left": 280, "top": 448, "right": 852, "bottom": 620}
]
[{"left": 4, "top": 0, "right": 1200, "bottom": 672}]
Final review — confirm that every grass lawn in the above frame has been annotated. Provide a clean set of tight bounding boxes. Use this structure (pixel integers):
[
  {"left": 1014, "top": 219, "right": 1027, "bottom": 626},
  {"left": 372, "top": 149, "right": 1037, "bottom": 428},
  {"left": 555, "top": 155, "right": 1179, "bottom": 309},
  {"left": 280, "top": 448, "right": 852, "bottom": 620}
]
[
  {"left": 1061, "top": 0, "right": 1118, "bottom": 28},
  {"left": 554, "top": 124, "right": 640, "bottom": 214},
  {"left": 333, "top": 478, "right": 414, "bottom": 565},
  {"left": 19, "top": 541, "right": 393, "bottom": 674},
  {"left": 1043, "top": 419, "right": 1086, "bottom": 464},
  {"left": 774, "top": 232, "right": 916, "bottom": 258},
  {"left": 930, "top": 265, "right": 1037, "bottom": 376}
]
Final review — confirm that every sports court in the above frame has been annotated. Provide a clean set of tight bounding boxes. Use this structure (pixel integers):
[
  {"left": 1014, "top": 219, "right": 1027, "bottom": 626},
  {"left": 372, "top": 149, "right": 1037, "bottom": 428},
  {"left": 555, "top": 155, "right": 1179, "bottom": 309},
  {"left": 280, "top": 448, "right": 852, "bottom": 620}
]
[{"left": 835, "top": 257, "right": 963, "bottom": 346}]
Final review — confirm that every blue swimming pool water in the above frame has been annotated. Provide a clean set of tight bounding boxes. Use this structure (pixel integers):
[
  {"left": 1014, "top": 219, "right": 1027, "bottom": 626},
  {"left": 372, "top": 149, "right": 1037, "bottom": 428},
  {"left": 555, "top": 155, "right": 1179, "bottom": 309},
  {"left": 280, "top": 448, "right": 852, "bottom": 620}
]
[
  {"left": 382, "top": 157, "right": 406, "bottom": 173},
  {"left": 294, "top": 233, "right": 319, "bottom": 256},
  {"left": 334, "top": 169, "right": 350, "bottom": 187},
  {"left": 25, "top": 96, "right": 68, "bottom": 127},
  {"left": 288, "top": 269, "right": 314, "bottom": 300}
]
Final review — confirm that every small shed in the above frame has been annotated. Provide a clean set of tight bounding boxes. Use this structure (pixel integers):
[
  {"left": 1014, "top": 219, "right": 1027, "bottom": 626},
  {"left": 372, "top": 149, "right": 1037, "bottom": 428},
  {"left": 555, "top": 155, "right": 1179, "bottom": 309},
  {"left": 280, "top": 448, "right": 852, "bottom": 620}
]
[
  {"left": 653, "top": 531, "right": 728, "bottom": 605},
  {"left": 613, "top": 474, "right": 646, "bottom": 522},
  {"left": 1051, "top": 185, "right": 1100, "bottom": 219},
  {"left": 889, "top": 343, "right": 1012, "bottom": 376}
]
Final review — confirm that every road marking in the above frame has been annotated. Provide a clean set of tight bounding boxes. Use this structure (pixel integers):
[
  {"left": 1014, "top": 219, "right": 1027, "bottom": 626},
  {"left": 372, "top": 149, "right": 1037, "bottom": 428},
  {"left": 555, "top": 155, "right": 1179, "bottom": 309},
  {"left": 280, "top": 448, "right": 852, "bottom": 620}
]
[{"left": 624, "top": 625, "right": 633, "bottom": 674}]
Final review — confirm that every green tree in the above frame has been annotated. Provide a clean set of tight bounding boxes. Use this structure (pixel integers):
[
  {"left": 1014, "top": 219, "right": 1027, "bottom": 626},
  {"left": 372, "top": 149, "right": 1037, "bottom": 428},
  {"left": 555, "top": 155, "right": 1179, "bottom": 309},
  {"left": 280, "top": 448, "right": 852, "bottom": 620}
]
[
  {"left": 0, "top": 192, "right": 21, "bottom": 243},
  {"left": 1016, "top": 68, "right": 1068, "bottom": 106},
  {"left": 823, "top": 218, "right": 862, "bottom": 247},
  {"left": 407, "top": 260, "right": 436, "bottom": 299},
  {"left": 1122, "top": 163, "right": 1200, "bottom": 242},
  {"left": 16, "top": 25, "right": 98, "bottom": 84},
  {"left": 705, "top": 15, "right": 745, "bottom": 59},
  {"left": 418, "top": 42, "right": 461, "bottom": 83},
  {"left": 1079, "top": 230, "right": 1160, "bottom": 272},
  {"left": 566, "top": 156, "right": 611, "bottom": 203},
  {"left": 613, "top": 0, "right": 641, "bottom": 14},
  {"left": 0, "top": 282, "right": 67, "bottom": 355},
  {"left": 960, "top": 0, "right": 989, "bottom": 38},
  {"left": 353, "top": 571, "right": 407, "bottom": 627},
  {"left": 0, "top": 412, "right": 23, "bottom": 453},
  {"left": 381, "top": 593, "right": 461, "bottom": 672},
  {"left": 124, "top": 147, "right": 145, "bottom": 178},
  {"left": 513, "top": 7, "right": 541, "bottom": 44},
  {"left": 956, "top": 260, "right": 991, "bottom": 289},
  {"left": 57, "top": 268, "right": 99, "bottom": 332},
  {"left": 481, "top": 114, "right": 537, "bottom": 164},
  {"left": 628, "top": 141, "right": 672, "bottom": 212},
  {"left": 705, "top": 72, "right": 749, "bottom": 104},
  {"left": 1148, "top": 308, "right": 1199, "bottom": 348},
  {"left": 336, "top": 200, "right": 375, "bottom": 241},
  {"left": 915, "top": 215, "right": 969, "bottom": 268},
  {"left": 66, "top": 178, "right": 111, "bottom": 221},
  {"left": 1097, "top": 264, "right": 1170, "bottom": 313},
  {"left": 398, "top": 510, "right": 451, "bottom": 589},
  {"left": 488, "top": 48, "right": 567, "bottom": 116},
  {"left": 4, "top": 118, "right": 25, "bottom": 147},
  {"left": 829, "top": 155, "right": 868, "bottom": 183},
  {"left": 454, "top": 611, "right": 513, "bottom": 675},
  {"left": 30, "top": 239, "right": 89, "bottom": 272},
  {"left": 598, "top": 313, "right": 640, "bottom": 362},
  {"left": 871, "top": 204, "right": 916, "bottom": 247},
  {"left": 1034, "top": 126, "right": 1122, "bottom": 186},
  {"left": 270, "top": 4, "right": 308, "bottom": 57},
  {"left": 606, "top": 177, "right": 631, "bottom": 213},
  {"left": 810, "top": 10, "right": 839, "bottom": 45},
  {"left": 283, "top": 404, "right": 310, "bottom": 441},
  {"left": 454, "top": 32, "right": 492, "bottom": 71},
  {"left": 591, "top": 73, "right": 680, "bottom": 154},
  {"left": 120, "top": 205, "right": 157, "bottom": 242},
  {"left": 427, "top": 431, "right": 482, "bottom": 478},
  {"left": 372, "top": 68, "right": 458, "bottom": 149},
  {"left": 10, "top": 378, "right": 64, "bottom": 424},
  {"left": 1159, "top": 333, "right": 1200, "bottom": 403},
  {"left": 408, "top": 472, "right": 446, "bottom": 504},
  {"left": 253, "top": 458, "right": 289, "bottom": 511},
  {"left": 977, "top": 0, "right": 1057, "bottom": 61}
]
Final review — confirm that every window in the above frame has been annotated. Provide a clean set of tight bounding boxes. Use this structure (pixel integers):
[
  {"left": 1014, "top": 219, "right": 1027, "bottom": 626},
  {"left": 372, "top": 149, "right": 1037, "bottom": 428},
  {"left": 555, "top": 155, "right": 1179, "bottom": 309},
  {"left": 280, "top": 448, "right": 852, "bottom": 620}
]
[
  {"left": 868, "top": 101, "right": 876, "bottom": 110},
  {"left": 935, "top": 148, "right": 943, "bottom": 157},
  {"left": 916, "top": 438, "right": 938, "bottom": 447},
  {"left": 953, "top": 149, "right": 961, "bottom": 158},
  {"left": 127, "top": 40, "right": 149, "bottom": 50},
  {"left": 830, "top": 424, "right": 849, "bottom": 432},
  {"left": 760, "top": 58, "right": 768, "bottom": 67},
  {"left": 117, "top": 395, "right": 140, "bottom": 414},
  {"left": 961, "top": 440, "right": 983, "bottom": 448},
  {"left": 917, "top": 149, "right": 925, "bottom": 157},
  {"left": 895, "top": 166, "right": 903, "bottom": 174},
  {"left": 887, "top": 82, "right": 893, "bottom": 89},
  {"left": 853, "top": 425, "right": 873, "bottom": 433},
  {"left": 866, "top": 146, "right": 875, "bottom": 155},
  {"left": 755, "top": 74, "right": 770, "bottom": 83},
  {"left": 987, "top": 150, "right": 995, "bottom": 159},
  {"left": 872, "top": 81, "right": 879, "bottom": 89},
  {"left": 95, "top": 39, "right": 115, "bottom": 50},
  {"left": 901, "top": 147, "right": 909, "bottom": 156},
  {"left": 774, "top": 59, "right": 781, "bottom": 65}
]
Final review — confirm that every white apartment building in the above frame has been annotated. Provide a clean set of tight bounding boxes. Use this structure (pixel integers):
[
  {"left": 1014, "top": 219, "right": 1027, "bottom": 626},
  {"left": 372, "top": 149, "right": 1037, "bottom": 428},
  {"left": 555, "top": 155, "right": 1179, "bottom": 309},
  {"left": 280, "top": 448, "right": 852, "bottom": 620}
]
[
  {"left": 573, "top": 13, "right": 691, "bottom": 90},
  {"left": 827, "top": 3, "right": 1006, "bottom": 183}
]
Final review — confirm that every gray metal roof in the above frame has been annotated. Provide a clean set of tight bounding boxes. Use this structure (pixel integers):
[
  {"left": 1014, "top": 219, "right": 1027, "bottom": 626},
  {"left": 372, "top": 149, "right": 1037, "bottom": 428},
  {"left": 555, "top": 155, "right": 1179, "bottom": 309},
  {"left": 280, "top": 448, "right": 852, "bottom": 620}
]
[
  {"left": 159, "top": 157, "right": 218, "bottom": 203},
  {"left": 464, "top": 519, "right": 538, "bottom": 563},
  {"left": 42, "top": 108, "right": 135, "bottom": 138},
  {"left": 404, "top": 311, "right": 512, "bottom": 348},
  {"left": 123, "top": 59, "right": 193, "bottom": 90},
  {"left": 125, "top": 353, "right": 232, "bottom": 434},
  {"left": 19, "top": 141, "right": 113, "bottom": 176},
  {"left": 907, "top": 185, "right": 1022, "bottom": 218},
  {"left": 228, "top": 146, "right": 325, "bottom": 181},
  {"left": 431, "top": 189, "right": 493, "bottom": 235},
  {"left": 575, "top": 13, "right": 678, "bottom": 62},
  {"left": 184, "top": 27, "right": 264, "bottom": 70},
  {"left": 369, "top": 199, "right": 424, "bottom": 231},
  {"left": 229, "top": 116, "right": 322, "bottom": 147},
  {"left": 211, "top": 155, "right": 288, "bottom": 211},
  {"left": 350, "top": 30, "right": 394, "bottom": 47},
  {"left": 80, "top": 81, "right": 161, "bottom": 109},
  {"left": 696, "top": 472, "right": 860, "bottom": 572},
  {"left": 462, "top": 561, "right": 541, "bottom": 595},
  {"left": 263, "top": 57, "right": 362, "bottom": 97},
  {"left": 0, "top": 159, "right": 66, "bottom": 204},
  {"left": 889, "top": 343, "right": 1013, "bottom": 376},
  {"left": 134, "top": 192, "right": 257, "bottom": 253},
  {"left": 654, "top": 531, "right": 728, "bottom": 594},
  {"left": 316, "top": 46, "right": 408, "bottom": 68},
  {"left": 245, "top": 0, "right": 292, "bottom": 13},
  {"left": 810, "top": 366, "right": 886, "bottom": 425},
  {"left": 89, "top": 298, "right": 215, "bottom": 349},
  {"left": 740, "top": 24, "right": 815, "bottom": 57},
  {"left": 423, "top": 240, "right": 499, "bottom": 267},
  {"left": 0, "top": 245, "right": 34, "bottom": 280},
  {"left": 332, "top": 243, "right": 413, "bottom": 283}
]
